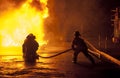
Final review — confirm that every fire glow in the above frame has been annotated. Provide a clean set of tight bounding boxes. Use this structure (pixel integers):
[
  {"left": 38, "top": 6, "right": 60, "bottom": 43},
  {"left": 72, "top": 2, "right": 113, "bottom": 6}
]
[{"left": 0, "top": 0, "right": 48, "bottom": 47}]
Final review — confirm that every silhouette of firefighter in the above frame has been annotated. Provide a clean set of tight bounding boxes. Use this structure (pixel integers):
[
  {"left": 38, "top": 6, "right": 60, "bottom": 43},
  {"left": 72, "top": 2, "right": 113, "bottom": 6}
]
[
  {"left": 72, "top": 31, "right": 95, "bottom": 64},
  {"left": 22, "top": 33, "right": 39, "bottom": 63}
]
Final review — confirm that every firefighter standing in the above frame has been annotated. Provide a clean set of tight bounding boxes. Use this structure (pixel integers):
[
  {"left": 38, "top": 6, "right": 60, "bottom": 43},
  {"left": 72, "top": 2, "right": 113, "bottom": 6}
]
[
  {"left": 22, "top": 34, "right": 39, "bottom": 63},
  {"left": 72, "top": 31, "right": 95, "bottom": 64}
]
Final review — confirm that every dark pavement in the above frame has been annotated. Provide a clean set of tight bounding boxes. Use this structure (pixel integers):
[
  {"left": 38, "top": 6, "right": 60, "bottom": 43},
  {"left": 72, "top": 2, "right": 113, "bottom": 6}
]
[
  {"left": 38, "top": 47, "right": 120, "bottom": 78},
  {"left": 0, "top": 40, "right": 120, "bottom": 78}
]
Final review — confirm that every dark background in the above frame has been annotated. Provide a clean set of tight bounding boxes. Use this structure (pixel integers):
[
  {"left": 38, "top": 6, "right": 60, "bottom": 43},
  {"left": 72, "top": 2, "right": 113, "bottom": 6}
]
[{"left": 44, "top": 0, "right": 120, "bottom": 45}]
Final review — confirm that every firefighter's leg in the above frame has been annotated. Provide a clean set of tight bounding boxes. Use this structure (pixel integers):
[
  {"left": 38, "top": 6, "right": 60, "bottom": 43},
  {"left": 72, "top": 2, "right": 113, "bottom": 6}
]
[
  {"left": 83, "top": 50, "right": 95, "bottom": 64},
  {"left": 73, "top": 51, "right": 79, "bottom": 63}
]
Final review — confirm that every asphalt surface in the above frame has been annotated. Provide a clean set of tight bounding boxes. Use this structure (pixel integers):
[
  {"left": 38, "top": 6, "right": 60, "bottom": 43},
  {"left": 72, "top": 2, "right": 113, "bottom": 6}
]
[
  {"left": 0, "top": 41, "right": 120, "bottom": 78},
  {"left": 37, "top": 48, "right": 120, "bottom": 78}
]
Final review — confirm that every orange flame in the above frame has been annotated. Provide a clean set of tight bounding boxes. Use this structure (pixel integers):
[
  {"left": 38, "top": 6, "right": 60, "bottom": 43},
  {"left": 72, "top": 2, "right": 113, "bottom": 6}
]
[{"left": 0, "top": 0, "right": 48, "bottom": 47}]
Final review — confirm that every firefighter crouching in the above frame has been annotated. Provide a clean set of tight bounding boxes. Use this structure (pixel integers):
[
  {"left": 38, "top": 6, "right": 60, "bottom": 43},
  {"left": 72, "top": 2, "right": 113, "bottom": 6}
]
[{"left": 72, "top": 31, "right": 95, "bottom": 64}]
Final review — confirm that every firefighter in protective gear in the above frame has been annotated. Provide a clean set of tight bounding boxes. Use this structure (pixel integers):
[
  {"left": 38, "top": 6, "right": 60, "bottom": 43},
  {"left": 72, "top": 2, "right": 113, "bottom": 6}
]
[
  {"left": 22, "top": 33, "right": 39, "bottom": 63},
  {"left": 72, "top": 31, "right": 95, "bottom": 64}
]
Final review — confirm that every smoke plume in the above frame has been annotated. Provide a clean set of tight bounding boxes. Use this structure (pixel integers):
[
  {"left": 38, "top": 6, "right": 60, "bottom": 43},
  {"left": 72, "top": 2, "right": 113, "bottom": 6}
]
[{"left": 45, "top": 0, "right": 112, "bottom": 46}]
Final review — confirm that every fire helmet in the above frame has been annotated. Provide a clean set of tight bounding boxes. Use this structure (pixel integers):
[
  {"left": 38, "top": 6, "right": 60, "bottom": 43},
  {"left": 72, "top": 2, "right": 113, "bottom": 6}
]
[
  {"left": 74, "top": 31, "right": 81, "bottom": 36},
  {"left": 27, "top": 33, "right": 36, "bottom": 39}
]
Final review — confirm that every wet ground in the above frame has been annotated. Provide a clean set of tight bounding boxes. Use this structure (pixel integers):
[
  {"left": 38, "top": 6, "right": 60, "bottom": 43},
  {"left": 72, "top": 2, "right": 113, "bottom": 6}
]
[{"left": 0, "top": 45, "right": 120, "bottom": 78}]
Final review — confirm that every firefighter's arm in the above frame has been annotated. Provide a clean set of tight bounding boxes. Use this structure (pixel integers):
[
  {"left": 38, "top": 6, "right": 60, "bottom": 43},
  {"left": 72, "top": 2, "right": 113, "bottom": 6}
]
[
  {"left": 72, "top": 45, "right": 75, "bottom": 50},
  {"left": 72, "top": 40, "right": 76, "bottom": 50}
]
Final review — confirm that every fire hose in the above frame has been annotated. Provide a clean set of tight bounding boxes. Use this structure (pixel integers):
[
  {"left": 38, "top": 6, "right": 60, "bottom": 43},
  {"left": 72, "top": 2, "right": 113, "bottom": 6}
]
[
  {"left": 38, "top": 37, "right": 120, "bottom": 66},
  {"left": 83, "top": 37, "right": 120, "bottom": 66},
  {"left": 37, "top": 32, "right": 91, "bottom": 58},
  {"left": 38, "top": 48, "right": 72, "bottom": 58}
]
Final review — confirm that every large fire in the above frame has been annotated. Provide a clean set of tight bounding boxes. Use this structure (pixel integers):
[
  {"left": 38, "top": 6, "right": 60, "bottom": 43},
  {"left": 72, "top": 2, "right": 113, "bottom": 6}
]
[
  {"left": 0, "top": 0, "right": 48, "bottom": 47},
  {"left": 0, "top": 0, "right": 49, "bottom": 55}
]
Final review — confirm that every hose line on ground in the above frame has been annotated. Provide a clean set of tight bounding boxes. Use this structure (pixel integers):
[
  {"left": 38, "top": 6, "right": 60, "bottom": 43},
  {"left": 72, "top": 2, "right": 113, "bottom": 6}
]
[
  {"left": 83, "top": 37, "right": 120, "bottom": 66},
  {"left": 38, "top": 37, "right": 120, "bottom": 66},
  {"left": 38, "top": 48, "right": 72, "bottom": 58}
]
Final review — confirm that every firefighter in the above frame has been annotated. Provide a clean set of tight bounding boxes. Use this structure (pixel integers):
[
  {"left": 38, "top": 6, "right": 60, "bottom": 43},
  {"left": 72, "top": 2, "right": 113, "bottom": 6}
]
[
  {"left": 72, "top": 31, "right": 95, "bottom": 64},
  {"left": 22, "top": 33, "right": 39, "bottom": 63}
]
